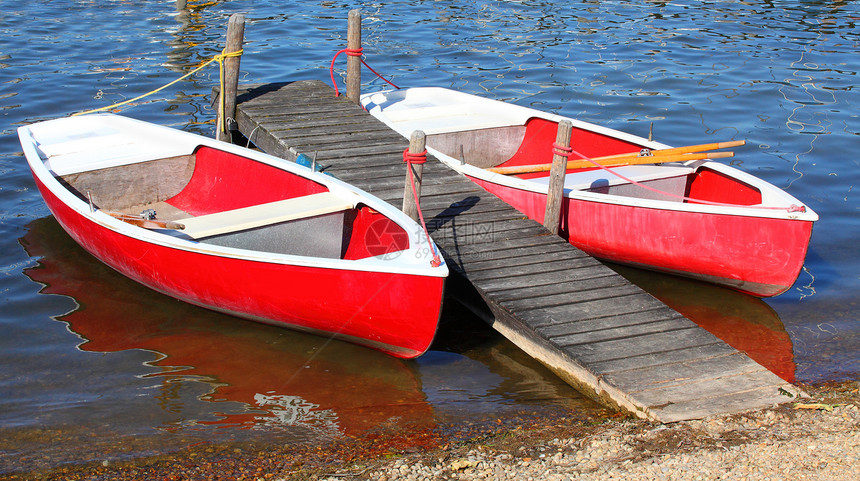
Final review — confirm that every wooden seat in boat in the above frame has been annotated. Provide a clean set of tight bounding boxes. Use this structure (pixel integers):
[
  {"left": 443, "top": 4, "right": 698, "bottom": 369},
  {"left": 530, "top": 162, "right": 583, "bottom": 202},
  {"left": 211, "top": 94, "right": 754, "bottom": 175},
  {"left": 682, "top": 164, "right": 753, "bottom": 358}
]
[
  {"left": 529, "top": 165, "right": 695, "bottom": 191},
  {"left": 178, "top": 192, "right": 354, "bottom": 239}
]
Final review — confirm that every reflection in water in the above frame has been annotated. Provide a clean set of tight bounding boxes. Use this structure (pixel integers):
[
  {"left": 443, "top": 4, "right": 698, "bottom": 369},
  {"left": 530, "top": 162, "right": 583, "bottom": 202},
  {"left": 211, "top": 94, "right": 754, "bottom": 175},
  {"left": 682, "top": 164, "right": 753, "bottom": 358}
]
[
  {"left": 610, "top": 264, "right": 796, "bottom": 383},
  {"left": 20, "top": 216, "right": 437, "bottom": 443}
]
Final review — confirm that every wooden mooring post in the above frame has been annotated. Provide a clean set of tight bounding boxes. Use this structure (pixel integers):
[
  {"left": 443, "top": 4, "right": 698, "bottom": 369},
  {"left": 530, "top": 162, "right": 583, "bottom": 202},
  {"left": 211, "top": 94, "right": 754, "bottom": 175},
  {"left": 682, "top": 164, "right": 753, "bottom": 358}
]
[
  {"left": 402, "top": 131, "right": 426, "bottom": 222},
  {"left": 216, "top": 13, "right": 245, "bottom": 142},
  {"left": 543, "top": 120, "right": 572, "bottom": 234},
  {"left": 346, "top": 9, "right": 362, "bottom": 105}
]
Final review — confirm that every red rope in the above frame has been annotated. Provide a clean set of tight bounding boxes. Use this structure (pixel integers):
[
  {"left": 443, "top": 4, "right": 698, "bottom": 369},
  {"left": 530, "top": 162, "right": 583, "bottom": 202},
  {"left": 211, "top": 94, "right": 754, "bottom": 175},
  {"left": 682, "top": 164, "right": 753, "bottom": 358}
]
[
  {"left": 403, "top": 149, "right": 427, "bottom": 165},
  {"left": 552, "top": 142, "right": 573, "bottom": 158},
  {"left": 563, "top": 147, "right": 805, "bottom": 213},
  {"left": 403, "top": 148, "right": 442, "bottom": 267},
  {"left": 329, "top": 48, "right": 400, "bottom": 97}
]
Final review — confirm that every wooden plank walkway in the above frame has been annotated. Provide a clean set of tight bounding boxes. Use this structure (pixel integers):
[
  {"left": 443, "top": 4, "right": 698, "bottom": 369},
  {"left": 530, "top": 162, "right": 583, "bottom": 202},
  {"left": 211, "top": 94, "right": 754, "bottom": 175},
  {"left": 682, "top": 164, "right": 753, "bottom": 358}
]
[{"left": 229, "top": 80, "right": 803, "bottom": 422}]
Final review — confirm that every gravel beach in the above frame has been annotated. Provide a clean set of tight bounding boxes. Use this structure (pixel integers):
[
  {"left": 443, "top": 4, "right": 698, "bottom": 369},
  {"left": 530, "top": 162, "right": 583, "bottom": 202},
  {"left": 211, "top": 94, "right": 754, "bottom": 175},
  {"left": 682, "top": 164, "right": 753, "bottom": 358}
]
[
  {"left": 8, "top": 381, "right": 858, "bottom": 480},
  {"left": 341, "top": 382, "right": 860, "bottom": 481},
  {"left": 367, "top": 400, "right": 859, "bottom": 481}
]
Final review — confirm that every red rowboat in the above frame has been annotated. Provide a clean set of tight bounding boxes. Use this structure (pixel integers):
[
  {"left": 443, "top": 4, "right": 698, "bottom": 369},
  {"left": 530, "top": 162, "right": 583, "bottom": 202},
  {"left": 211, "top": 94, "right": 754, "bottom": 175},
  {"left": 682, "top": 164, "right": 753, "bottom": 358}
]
[
  {"left": 362, "top": 87, "right": 817, "bottom": 297},
  {"left": 18, "top": 114, "right": 448, "bottom": 358}
]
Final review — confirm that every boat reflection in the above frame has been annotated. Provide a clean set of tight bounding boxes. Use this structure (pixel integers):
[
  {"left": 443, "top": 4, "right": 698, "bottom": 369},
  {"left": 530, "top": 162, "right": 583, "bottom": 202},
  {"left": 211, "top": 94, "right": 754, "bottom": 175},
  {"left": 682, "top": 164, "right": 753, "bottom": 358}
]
[
  {"left": 20, "top": 216, "right": 438, "bottom": 446},
  {"left": 609, "top": 264, "right": 796, "bottom": 382}
]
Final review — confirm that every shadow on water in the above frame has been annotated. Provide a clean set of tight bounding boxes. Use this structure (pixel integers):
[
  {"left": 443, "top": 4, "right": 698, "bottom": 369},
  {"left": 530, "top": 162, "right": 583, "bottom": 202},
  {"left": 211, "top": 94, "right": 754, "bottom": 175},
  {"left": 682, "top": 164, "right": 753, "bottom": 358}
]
[
  {"left": 9, "top": 216, "right": 602, "bottom": 473},
  {"left": 608, "top": 264, "right": 796, "bottom": 383}
]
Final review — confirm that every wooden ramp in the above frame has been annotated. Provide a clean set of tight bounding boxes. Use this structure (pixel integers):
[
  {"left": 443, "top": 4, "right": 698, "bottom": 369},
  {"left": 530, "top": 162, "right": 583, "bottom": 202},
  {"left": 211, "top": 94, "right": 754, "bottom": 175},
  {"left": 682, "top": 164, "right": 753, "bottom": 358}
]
[{"left": 229, "top": 80, "right": 803, "bottom": 422}]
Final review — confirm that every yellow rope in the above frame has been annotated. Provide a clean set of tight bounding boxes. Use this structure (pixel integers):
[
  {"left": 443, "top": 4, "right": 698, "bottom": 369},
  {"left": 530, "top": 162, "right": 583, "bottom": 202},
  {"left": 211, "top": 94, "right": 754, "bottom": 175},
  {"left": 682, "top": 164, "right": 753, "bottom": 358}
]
[{"left": 72, "top": 48, "right": 243, "bottom": 135}]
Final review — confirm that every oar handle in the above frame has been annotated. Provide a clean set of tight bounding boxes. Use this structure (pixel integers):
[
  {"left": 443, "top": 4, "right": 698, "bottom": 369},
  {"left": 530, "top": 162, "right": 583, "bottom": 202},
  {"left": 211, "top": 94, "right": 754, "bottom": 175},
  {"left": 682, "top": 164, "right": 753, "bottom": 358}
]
[
  {"left": 648, "top": 139, "right": 745, "bottom": 156},
  {"left": 598, "top": 140, "right": 746, "bottom": 161}
]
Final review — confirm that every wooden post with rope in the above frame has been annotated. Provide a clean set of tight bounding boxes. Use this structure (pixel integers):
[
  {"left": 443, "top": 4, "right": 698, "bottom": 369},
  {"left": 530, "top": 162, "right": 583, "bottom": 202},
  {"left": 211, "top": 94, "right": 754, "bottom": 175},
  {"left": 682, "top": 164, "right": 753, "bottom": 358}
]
[
  {"left": 543, "top": 120, "right": 573, "bottom": 235},
  {"left": 217, "top": 13, "right": 245, "bottom": 142},
  {"left": 403, "top": 131, "right": 427, "bottom": 222},
  {"left": 346, "top": 9, "right": 362, "bottom": 105}
]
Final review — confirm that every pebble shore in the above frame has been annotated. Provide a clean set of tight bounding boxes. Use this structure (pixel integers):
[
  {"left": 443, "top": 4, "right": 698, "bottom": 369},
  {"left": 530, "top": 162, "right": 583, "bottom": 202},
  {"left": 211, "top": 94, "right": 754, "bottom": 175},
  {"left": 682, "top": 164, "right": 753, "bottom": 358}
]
[
  {"left": 357, "top": 385, "right": 859, "bottom": 481},
  {"left": 9, "top": 383, "right": 858, "bottom": 480}
]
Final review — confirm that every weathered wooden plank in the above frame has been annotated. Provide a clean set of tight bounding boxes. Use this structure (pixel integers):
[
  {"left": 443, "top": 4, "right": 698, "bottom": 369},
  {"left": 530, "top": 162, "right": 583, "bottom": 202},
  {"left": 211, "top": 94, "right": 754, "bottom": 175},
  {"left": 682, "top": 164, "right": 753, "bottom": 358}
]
[
  {"left": 651, "top": 384, "right": 803, "bottom": 423},
  {"left": 367, "top": 181, "right": 485, "bottom": 201},
  {"left": 587, "top": 342, "right": 740, "bottom": 376},
  {"left": 235, "top": 80, "right": 334, "bottom": 104},
  {"left": 261, "top": 105, "right": 387, "bottom": 122},
  {"left": 505, "top": 283, "right": 648, "bottom": 312},
  {"left": 548, "top": 317, "right": 697, "bottom": 348},
  {"left": 313, "top": 145, "right": 406, "bottom": 163},
  {"left": 278, "top": 133, "right": 405, "bottom": 154},
  {"left": 453, "top": 248, "right": 589, "bottom": 275},
  {"left": 476, "top": 265, "right": 617, "bottom": 292},
  {"left": 274, "top": 121, "right": 401, "bottom": 141},
  {"left": 538, "top": 307, "right": 686, "bottom": 338},
  {"left": 522, "top": 292, "right": 669, "bottom": 328},
  {"left": 335, "top": 163, "right": 463, "bottom": 184},
  {"left": 400, "top": 195, "right": 521, "bottom": 218},
  {"left": 490, "top": 274, "right": 633, "bottom": 303},
  {"left": 287, "top": 141, "right": 409, "bottom": 162},
  {"left": 559, "top": 326, "right": 723, "bottom": 364},
  {"left": 449, "top": 233, "right": 567, "bottom": 253},
  {"left": 441, "top": 242, "right": 575, "bottom": 273},
  {"left": 242, "top": 99, "right": 365, "bottom": 116},
  {"left": 604, "top": 352, "right": 770, "bottom": 394},
  {"left": 464, "top": 256, "right": 602, "bottom": 282},
  {"left": 632, "top": 370, "right": 793, "bottom": 409}
]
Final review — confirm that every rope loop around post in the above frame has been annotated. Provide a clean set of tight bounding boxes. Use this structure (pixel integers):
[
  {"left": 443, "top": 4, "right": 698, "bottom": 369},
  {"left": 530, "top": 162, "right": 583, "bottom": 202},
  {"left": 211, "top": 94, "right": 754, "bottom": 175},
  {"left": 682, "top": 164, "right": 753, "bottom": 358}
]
[
  {"left": 552, "top": 142, "right": 573, "bottom": 158},
  {"left": 403, "top": 148, "right": 428, "bottom": 165}
]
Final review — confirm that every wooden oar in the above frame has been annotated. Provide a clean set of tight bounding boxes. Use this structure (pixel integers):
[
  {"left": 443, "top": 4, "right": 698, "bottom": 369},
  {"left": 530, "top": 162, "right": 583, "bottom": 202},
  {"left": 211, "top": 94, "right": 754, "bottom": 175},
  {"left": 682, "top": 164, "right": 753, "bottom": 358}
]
[
  {"left": 488, "top": 151, "right": 734, "bottom": 175},
  {"left": 105, "top": 211, "right": 185, "bottom": 230}
]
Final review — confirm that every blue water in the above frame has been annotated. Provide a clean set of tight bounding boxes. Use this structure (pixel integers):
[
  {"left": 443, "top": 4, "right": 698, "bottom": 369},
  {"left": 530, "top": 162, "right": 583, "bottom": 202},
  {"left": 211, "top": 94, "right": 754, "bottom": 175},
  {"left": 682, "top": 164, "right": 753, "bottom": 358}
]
[{"left": 1, "top": 0, "right": 858, "bottom": 474}]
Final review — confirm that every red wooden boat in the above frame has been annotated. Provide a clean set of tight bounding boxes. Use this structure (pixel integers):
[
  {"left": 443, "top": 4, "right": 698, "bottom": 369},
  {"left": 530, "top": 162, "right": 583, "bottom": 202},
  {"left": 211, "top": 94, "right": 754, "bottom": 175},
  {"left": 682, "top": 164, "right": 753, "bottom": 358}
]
[
  {"left": 362, "top": 87, "right": 817, "bottom": 297},
  {"left": 18, "top": 114, "right": 448, "bottom": 358}
]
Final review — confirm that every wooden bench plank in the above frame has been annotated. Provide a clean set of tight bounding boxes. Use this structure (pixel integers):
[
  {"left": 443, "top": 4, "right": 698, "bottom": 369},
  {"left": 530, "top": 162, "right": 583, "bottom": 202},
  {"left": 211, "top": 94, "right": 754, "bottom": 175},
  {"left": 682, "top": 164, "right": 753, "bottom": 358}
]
[{"left": 178, "top": 192, "right": 353, "bottom": 239}]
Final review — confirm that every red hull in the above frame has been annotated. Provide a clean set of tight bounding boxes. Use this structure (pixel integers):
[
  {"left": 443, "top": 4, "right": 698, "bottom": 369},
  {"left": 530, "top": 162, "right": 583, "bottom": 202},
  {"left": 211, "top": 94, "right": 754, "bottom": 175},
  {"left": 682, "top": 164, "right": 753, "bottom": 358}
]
[
  {"left": 470, "top": 176, "right": 813, "bottom": 297},
  {"left": 34, "top": 175, "right": 445, "bottom": 359}
]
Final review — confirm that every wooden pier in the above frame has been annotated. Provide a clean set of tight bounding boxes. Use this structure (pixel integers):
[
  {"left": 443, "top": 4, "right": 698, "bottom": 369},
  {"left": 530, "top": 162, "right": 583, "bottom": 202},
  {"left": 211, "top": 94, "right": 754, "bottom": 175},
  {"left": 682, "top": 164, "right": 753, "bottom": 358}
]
[{"left": 223, "top": 79, "right": 804, "bottom": 423}]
